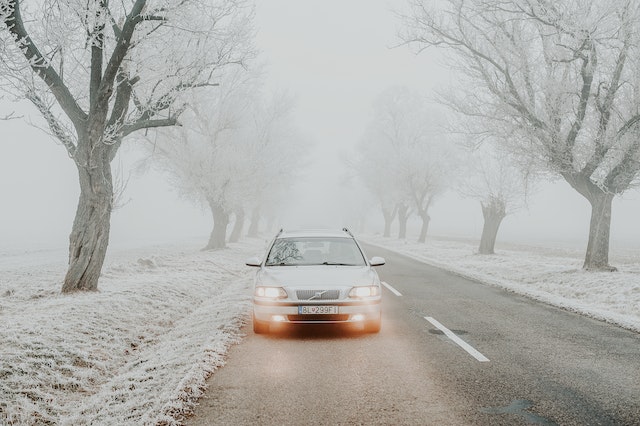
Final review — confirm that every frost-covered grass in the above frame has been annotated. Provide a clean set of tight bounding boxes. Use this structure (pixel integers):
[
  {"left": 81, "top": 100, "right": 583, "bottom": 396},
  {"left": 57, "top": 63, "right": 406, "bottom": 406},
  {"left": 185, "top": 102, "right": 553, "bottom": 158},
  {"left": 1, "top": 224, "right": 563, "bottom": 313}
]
[
  {"left": 364, "top": 234, "right": 640, "bottom": 333},
  {"left": 0, "top": 238, "right": 266, "bottom": 425}
]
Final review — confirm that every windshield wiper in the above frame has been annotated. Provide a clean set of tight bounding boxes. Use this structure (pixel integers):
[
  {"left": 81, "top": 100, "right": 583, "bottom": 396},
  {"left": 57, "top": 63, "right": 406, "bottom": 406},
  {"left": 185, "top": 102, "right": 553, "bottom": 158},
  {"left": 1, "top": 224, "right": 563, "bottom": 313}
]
[{"left": 321, "top": 262, "right": 357, "bottom": 266}]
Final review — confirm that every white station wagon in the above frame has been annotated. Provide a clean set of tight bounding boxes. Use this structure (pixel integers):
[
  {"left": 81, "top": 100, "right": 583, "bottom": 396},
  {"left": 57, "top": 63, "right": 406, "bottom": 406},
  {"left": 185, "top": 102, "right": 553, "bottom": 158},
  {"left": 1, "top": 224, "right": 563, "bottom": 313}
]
[{"left": 246, "top": 228, "right": 385, "bottom": 334}]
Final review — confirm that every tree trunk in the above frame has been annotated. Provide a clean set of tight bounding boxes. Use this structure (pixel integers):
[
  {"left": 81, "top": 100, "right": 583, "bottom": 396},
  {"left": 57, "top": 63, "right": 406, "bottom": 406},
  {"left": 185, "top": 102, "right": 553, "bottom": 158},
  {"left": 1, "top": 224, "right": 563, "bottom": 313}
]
[
  {"left": 583, "top": 191, "right": 615, "bottom": 271},
  {"left": 62, "top": 154, "right": 112, "bottom": 293},
  {"left": 247, "top": 207, "right": 260, "bottom": 237},
  {"left": 563, "top": 173, "right": 616, "bottom": 271},
  {"left": 382, "top": 211, "right": 393, "bottom": 238},
  {"left": 417, "top": 210, "right": 430, "bottom": 243},
  {"left": 381, "top": 204, "right": 397, "bottom": 238},
  {"left": 478, "top": 199, "right": 506, "bottom": 255},
  {"left": 229, "top": 208, "right": 245, "bottom": 243},
  {"left": 205, "top": 199, "right": 229, "bottom": 250},
  {"left": 398, "top": 203, "right": 409, "bottom": 239}
]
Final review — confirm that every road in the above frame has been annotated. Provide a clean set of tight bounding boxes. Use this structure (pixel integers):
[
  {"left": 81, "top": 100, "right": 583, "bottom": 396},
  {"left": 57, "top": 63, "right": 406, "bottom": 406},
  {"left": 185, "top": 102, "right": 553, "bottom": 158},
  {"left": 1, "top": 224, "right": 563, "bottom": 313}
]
[{"left": 186, "top": 244, "right": 640, "bottom": 425}]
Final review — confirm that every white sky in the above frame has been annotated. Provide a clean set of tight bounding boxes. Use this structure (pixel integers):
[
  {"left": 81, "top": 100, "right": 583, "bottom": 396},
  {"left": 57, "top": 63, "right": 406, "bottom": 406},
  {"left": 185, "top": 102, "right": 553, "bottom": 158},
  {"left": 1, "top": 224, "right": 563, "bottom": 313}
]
[{"left": 1, "top": 0, "right": 639, "bottom": 252}]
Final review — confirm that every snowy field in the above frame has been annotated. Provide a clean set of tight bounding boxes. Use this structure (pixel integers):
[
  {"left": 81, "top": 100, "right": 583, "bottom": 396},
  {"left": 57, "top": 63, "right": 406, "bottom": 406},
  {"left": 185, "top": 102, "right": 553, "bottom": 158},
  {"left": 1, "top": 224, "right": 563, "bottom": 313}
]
[
  {"left": 0, "top": 238, "right": 267, "bottom": 425},
  {"left": 2, "top": 234, "right": 638, "bottom": 425},
  {"left": 364, "top": 235, "right": 640, "bottom": 333}
]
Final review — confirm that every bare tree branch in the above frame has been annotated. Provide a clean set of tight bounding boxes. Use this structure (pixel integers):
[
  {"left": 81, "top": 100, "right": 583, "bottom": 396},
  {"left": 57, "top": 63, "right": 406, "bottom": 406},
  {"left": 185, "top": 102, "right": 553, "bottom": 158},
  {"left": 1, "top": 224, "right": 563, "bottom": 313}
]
[
  {"left": 25, "top": 89, "right": 77, "bottom": 158},
  {"left": 0, "top": 111, "right": 21, "bottom": 120},
  {"left": 96, "top": 0, "right": 147, "bottom": 109},
  {"left": 2, "top": 0, "right": 87, "bottom": 130},
  {"left": 121, "top": 116, "right": 179, "bottom": 137}
]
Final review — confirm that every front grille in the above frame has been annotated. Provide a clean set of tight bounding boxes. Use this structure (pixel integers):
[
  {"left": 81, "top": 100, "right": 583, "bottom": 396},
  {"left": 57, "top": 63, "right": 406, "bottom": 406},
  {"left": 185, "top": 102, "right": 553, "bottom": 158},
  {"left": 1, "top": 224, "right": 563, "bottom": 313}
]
[
  {"left": 296, "top": 289, "right": 340, "bottom": 300},
  {"left": 287, "top": 314, "right": 350, "bottom": 322}
]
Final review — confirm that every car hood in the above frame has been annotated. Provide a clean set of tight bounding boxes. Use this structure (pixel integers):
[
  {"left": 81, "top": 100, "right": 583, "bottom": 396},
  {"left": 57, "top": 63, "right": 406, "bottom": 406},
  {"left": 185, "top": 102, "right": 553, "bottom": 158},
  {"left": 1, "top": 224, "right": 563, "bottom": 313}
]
[{"left": 257, "top": 265, "right": 378, "bottom": 288}]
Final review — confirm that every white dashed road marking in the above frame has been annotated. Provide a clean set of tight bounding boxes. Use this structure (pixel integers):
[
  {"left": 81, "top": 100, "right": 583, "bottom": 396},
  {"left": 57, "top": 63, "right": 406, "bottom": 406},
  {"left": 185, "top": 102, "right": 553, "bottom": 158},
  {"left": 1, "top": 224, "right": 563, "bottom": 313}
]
[
  {"left": 424, "top": 316, "right": 490, "bottom": 362},
  {"left": 382, "top": 281, "right": 402, "bottom": 296}
]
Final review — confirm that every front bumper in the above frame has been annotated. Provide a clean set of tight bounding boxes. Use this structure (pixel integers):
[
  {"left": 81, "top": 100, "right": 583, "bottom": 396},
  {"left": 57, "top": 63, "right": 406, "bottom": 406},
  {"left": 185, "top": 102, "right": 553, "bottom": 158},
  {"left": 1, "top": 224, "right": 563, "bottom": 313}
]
[{"left": 253, "top": 299, "right": 381, "bottom": 324}]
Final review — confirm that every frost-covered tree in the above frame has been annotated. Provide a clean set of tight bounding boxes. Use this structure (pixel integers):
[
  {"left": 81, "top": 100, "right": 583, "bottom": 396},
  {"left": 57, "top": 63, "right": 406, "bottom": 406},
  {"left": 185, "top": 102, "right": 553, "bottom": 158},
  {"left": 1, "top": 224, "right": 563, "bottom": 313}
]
[
  {"left": 148, "top": 75, "right": 304, "bottom": 249},
  {"left": 355, "top": 109, "right": 404, "bottom": 237},
  {"left": 355, "top": 163, "right": 405, "bottom": 238},
  {"left": 356, "top": 86, "right": 452, "bottom": 241},
  {"left": 401, "top": 134, "right": 452, "bottom": 243},
  {"left": 459, "top": 145, "right": 532, "bottom": 254},
  {"left": 401, "top": 0, "right": 640, "bottom": 270},
  {"left": 355, "top": 150, "right": 402, "bottom": 238},
  {"left": 0, "top": 0, "right": 253, "bottom": 291},
  {"left": 241, "top": 90, "right": 306, "bottom": 239}
]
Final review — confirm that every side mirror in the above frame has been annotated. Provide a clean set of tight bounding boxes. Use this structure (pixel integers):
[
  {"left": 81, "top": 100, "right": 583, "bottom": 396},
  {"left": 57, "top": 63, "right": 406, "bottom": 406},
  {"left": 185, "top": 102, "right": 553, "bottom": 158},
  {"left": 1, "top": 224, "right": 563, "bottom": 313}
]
[
  {"left": 369, "top": 256, "right": 385, "bottom": 266},
  {"left": 245, "top": 257, "right": 262, "bottom": 267}
]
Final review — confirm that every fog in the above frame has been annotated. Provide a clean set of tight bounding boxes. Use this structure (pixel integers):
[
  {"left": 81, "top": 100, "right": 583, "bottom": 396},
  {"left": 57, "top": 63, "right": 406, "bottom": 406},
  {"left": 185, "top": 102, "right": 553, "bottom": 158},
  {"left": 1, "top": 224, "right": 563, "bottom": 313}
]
[{"left": 1, "top": 0, "right": 639, "bottom": 253}]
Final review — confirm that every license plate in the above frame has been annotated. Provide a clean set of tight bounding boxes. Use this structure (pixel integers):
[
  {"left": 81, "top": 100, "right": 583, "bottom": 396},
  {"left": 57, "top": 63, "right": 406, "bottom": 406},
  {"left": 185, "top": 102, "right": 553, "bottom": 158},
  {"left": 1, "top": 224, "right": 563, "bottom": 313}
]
[{"left": 298, "top": 305, "right": 339, "bottom": 315}]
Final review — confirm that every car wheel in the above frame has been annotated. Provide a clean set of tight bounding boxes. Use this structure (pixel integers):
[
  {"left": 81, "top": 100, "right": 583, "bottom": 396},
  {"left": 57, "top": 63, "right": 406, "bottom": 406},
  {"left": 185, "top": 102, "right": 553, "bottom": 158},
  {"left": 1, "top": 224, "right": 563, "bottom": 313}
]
[
  {"left": 252, "top": 313, "right": 269, "bottom": 334},
  {"left": 364, "top": 316, "right": 381, "bottom": 333}
]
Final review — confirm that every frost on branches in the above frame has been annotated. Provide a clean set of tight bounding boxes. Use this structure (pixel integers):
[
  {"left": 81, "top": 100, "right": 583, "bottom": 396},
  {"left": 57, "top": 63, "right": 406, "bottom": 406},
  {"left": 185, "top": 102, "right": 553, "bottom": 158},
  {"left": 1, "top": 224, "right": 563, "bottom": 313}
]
[
  {"left": 401, "top": 0, "right": 640, "bottom": 270},
  {"left": 356, "top": 86, "right": 455, "bottom": 241},
  {"left": 0, "top": 0, "right": 254, "bottom": 291},
  {"left": 458, "top": 145, "right": 533, "bottom": 254},
  {"left": 146, "top": 70, "right": 307, "bottom": 250}
]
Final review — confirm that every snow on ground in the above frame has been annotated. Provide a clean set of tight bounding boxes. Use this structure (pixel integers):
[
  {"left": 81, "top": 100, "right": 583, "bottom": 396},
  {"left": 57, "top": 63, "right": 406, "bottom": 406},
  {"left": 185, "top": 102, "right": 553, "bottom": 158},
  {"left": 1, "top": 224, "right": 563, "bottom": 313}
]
[
  {"left": 363, "top": 234, "right": 640, "bottom": 333},
  {"left": 2, "top": 233, "right": 638, "bottom": 425},
  {"left": 0, "top": 238, "right": 267, "bottom": 425}
]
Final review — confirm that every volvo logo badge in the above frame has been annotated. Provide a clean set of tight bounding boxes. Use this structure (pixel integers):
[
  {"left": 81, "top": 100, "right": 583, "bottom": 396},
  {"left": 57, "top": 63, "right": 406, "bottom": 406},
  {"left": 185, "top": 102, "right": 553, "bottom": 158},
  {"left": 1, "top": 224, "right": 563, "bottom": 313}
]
[{"left": 309, "top": 290, "right": 327, "bottom": 300}]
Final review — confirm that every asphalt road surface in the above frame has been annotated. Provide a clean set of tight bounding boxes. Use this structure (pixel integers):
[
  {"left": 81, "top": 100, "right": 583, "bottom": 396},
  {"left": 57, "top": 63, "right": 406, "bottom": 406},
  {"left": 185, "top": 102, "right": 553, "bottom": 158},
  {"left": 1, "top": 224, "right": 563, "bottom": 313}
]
[{"left": 186, "top": 243, "right": 640, "bottom": 425}]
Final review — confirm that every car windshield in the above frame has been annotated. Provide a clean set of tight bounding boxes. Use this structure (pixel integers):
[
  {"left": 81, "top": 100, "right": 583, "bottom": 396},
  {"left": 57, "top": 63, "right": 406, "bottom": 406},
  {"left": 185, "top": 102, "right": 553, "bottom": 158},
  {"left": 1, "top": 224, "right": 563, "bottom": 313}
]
[{"left": 265, "top": 237, "right": 366, "bottom": 266}]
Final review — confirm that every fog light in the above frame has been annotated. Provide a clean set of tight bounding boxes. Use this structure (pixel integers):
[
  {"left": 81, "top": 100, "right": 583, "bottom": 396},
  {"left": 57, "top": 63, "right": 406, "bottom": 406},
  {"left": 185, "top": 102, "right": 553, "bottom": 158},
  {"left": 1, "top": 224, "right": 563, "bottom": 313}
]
[
  {"left": 272, "top": 315, "right": 286, "bottom": 322},
  {"left": 351, "top": 314, "right": 365, "bottom": 322}
]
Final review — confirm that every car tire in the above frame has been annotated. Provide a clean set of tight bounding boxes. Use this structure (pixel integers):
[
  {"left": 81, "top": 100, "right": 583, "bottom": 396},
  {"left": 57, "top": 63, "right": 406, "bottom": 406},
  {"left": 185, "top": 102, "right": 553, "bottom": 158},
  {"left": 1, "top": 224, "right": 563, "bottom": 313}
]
[
  {"left": 252, "top": 313, "right": 269, "bottom": 334},
  {"left": 364, "top": 316, "right": 381, "bottom": 333}
]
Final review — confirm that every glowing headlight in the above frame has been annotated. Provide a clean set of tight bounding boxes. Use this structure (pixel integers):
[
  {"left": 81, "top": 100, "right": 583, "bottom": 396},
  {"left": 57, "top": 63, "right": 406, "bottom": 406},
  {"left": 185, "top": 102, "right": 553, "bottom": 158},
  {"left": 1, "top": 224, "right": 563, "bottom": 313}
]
[
  {"left": 349, "top": 286, "right": 380, "bottom": 298},
  {"left": 254, "top": 286, "right": 287, "bottom": 299}
]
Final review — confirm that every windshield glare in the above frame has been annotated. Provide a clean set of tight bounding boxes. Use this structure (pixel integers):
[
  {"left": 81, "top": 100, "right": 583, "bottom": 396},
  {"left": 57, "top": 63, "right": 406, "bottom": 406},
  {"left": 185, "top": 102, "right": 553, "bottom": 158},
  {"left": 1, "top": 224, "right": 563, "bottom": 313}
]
[{"left": 265, "top": 237, "right": 366, "bottom": 266}]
